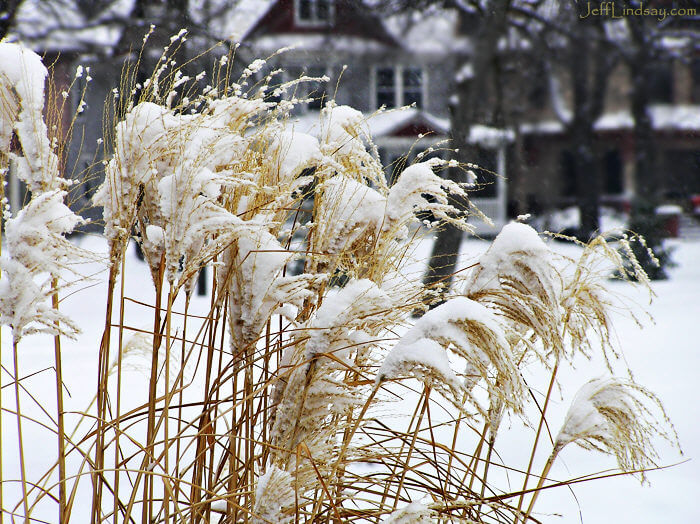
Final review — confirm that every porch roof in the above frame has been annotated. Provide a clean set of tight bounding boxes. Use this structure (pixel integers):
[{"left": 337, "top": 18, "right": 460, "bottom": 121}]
[
  {"left": 288, "top": 108, "right": 513, "bottom": 148},
  {"left": 521, "top": 105, "right": 700, "bottom": 135}
]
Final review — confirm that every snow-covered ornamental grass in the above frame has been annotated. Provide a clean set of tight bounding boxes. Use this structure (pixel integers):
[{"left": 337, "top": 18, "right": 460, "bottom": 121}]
[{"left": 0, "top": 40, "right": 682, "bottom": 523}]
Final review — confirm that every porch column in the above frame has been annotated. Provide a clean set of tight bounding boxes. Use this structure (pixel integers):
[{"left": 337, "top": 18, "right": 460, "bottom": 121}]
[{"left": 496, "top": 144, "right": 507, "bottom": 227}]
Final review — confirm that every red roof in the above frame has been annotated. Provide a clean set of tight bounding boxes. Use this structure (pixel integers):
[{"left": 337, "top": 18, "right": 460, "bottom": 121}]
[{"left": 241, "top": 0, "right": 400, "bottom": 46}]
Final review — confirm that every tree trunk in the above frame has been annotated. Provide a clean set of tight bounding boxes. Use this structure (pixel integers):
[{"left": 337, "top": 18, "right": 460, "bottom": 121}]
[
  {"left": 424, "top": 0, "right": 510, "bottom": 294},
  {"left": 624, "top": 10, "right": 669, "bottom": 279},
  {"left": 568, "top": 31, "right": 600, "bottom": 240},
  {"left": 571, "top": 126, "right": 600, "bottom": 240},
  {"left": 627, "top": 16, "right": 657, "bottom": 200},
  {"left": 566, "top": 20, "right": 612, "bottom": 240}
]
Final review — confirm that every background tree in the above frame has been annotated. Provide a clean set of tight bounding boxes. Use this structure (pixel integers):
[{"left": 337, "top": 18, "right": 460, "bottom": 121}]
[
  {"left": 616, "top": 0, "right": 699, "bottom": 278},
  {"left": 0, "top": 0, "right": 23, "bottom": 39},
  {"left": 370, "top": 0, "right": 615, "bottom": 293},
  {"left": 550, "top": 1, "right": 616, "bottom": 240},
  {"left": 425, "top": 0, "right": 513, "bottom": 294}
]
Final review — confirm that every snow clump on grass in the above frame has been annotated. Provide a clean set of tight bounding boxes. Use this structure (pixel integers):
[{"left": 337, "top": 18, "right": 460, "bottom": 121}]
[
  {"left": 4, "top": 190, "right": 85, "bottom": 275},
  {"left": 1, "top": 44, "right": 86, "bottom": 341},
  {"left": 378, "top": 295, "right": 524, "bottom": 420},
  {"left": 0, "top": 258, "right": 80, "bottom": 341},
  {"left": 251, "top": 465, "right": 295, "bottom": 524},
  {"left": 555, "top": 377, "right": 681, "bottom": 480},
  {"left": 382, "top": 502, "right": 433, "bottom": 523},
  {"left": 0, "top": 42, "right": 64, "bottom": 191}
]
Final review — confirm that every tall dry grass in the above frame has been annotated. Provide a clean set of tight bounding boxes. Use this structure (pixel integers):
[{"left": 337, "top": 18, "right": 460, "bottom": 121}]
[{"left": 0, "top": 39, "right": 681, "bottom": 523}]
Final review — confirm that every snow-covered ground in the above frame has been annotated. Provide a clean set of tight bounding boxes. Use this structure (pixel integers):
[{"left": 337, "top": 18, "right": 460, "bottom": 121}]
[{"left": 1, "top": 233, "right": 699, "bottom": 523}]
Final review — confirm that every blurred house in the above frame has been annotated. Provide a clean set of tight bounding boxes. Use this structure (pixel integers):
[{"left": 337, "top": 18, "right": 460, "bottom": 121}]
[
  {"left": 5, "top": 0, "right": 698, "bottom": 233},
  {"left": 227, "top": 0, "right": 700, "bottom": 231},
  {"left": 229, "top": 0, "right": 511, "bottom": 234},
  {"left": 517, "top": 59, "right": 700, "bottom": 215}
]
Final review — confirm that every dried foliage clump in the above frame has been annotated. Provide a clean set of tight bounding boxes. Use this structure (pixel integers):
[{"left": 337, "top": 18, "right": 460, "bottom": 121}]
[{"left": 0, "top": 40, "right": 681, "bottom": 524}]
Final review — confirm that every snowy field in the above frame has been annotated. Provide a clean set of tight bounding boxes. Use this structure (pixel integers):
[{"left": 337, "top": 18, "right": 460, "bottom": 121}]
[
  {"left": 1, "top": 232, "right": 699, "bottom": 523},
  {"left": 458, "top": 235, "right": 700, "bottom": 523}
]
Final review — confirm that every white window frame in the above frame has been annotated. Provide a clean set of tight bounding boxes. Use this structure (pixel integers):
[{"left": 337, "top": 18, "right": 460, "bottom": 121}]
[
  {"left": 294, "top": 0, "right": 335, "bottom": 27},
  {"left": 371, "top": 65, "right": 427, "bottom": 110}
]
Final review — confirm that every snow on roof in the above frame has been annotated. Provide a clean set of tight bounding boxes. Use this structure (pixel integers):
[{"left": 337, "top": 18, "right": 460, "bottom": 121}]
[
  {"left": 519, "top": 120, "right": 565, "bottom": 135},
  {"left": 598, "top": 106, "right": 700, "bottom": 132},
  {"left": 213, "top": 0, "right": 274, "bottom": 42},
  {"left": 383, "top": 9, "right": 470, "bottom": 54},
  {"left": 469, "top": 125, "right": 515, "bottom": 147},
  {"left": 368, "top": 108, "right": 449, "bottom": 136},
  {"left": 521, "top": 105, "right": 700, "bottom": 134},
  {"left": 282, "top": 108, "right": 448, "bottom": 140},
  {"left": 245, "top": 34, "right": 392, "bottom": 54},
  {"left": 283, "top": 108, "right": 514, "bottom": 148},
  {"left": 659, "top": 36, "right": 692, "bottom": 50},
  {"left": 224, "top": 1, "right": 467, "bottom": 55},
  {"left": 650, "top": 106, "right": 700, "bottom": 131},
  {"left": 10, "top": 0, "right": 134, "bottom": 53}
]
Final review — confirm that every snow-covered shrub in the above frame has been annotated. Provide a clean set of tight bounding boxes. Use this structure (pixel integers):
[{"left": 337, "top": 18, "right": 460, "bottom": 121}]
[{"left": 0, "top": 41, "right": 681, "bottom": 524}]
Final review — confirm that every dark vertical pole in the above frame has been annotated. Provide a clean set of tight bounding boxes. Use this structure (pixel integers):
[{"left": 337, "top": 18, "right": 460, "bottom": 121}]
[{"left": 197, "top": 266, "right": 207, "bottom": 296}]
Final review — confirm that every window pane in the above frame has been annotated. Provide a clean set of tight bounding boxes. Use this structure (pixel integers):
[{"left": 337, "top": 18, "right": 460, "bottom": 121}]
[
  {"left": 404, "top": 89, "right": 422, "bottom": 108},
  {"left": 402, "top": 68, "right": 423, "bottom": 108},
  {"left": 376, "top": 68, "right": 394, "bottom": 88},
  {"left": 298, "top": 0, "right": 311, "bottom": 20},
  {"left": 560, "top": 150, "right": 576, "bottom": 197},
  {"left": 317, "top": 0, "right": 330, "bottom": 21},
  {"left": 377, "top": 90, "right": 396, "bottom": 108},
  {"left": 287, "top": 66, "right": 303, "bottom": 79},
  {"left": 604, "top": 150, "right": 623, "bottom": 194},
  {"left": 471, "top": 147, "right": 497, "bottom": 198},
  {"left": 376, "top": 67, "right": 396, "bottom": 108},
  {"left": 692, "top": 59, "right": 700, "bottom": 103},
  {"left": 307, "top": 65, "right": 326, "bottom": 78},
  {"left": 402, "top": 68, "right": 422, "bottom": 87},
  {"left": 648, "top": 63, "right": 673, "bottom": 103}
]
